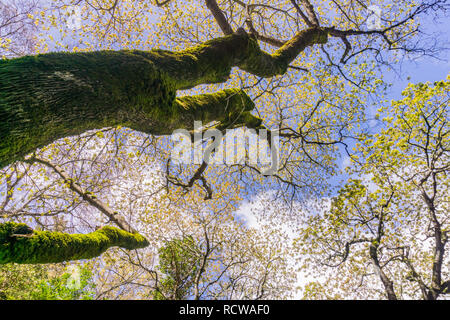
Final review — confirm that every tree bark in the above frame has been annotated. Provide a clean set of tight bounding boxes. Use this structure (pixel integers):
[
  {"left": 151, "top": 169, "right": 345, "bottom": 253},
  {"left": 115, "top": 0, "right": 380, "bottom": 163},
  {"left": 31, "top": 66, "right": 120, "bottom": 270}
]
[
  {"left": 421, "top": 176, "right": 447, "bottom": 300},
  {"left": 0, "top": 27, "right": 328, "bottom": 168}
]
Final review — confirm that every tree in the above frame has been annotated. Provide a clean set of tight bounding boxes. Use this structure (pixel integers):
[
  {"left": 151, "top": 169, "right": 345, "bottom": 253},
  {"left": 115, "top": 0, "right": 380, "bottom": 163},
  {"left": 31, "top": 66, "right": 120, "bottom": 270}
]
[
  {"left": 30, "top": 264, "right": 96, "bottom": 300},
  {"left": 297, "top": 77, "right": 449, "bottom": 300},
  {"left": 0, "top": 0, "right": 448, "bottom": 287},
  {"left": 0, "top": 0, "right": 39, "bottom": 58},
  {"left": 153, "top": 236, "right": 201, "bottom": 299},
  {"left": 0, "top": 27, "right": 326, "bottom": 168},
  {"left": 92, "top": 187, "right": 295, "bottom": 300},
  {"left": 0, "top": 262, "right": 47, "bottom": 299}
]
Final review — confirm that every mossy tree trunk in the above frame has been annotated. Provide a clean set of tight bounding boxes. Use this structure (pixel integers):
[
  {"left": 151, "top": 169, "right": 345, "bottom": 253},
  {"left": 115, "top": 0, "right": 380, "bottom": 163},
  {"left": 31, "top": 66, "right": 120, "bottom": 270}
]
[
  {"left": 0, "top": 27, "right": 328, "bottom": 168},
  {"left": 0, "top": 27, "right": 327, "bottom": 264}
]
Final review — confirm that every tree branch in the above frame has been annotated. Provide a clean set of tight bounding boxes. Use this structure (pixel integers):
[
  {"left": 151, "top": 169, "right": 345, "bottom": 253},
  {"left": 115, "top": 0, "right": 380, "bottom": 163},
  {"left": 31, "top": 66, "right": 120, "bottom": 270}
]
[
  {"left": 25, "top": 156, "right": 137, "bottom": 234},
  {"left": 205, "top": 0, "right": 233, "bottom": 35},
  {"left": 298, "top": 0, "right": 320, "bottom": 26},
  {"left": 0, "top": 221, "right": 149, "bottom": 264},
  {"left": 290, "top": 0, "right": 313, "bottom": 27}
]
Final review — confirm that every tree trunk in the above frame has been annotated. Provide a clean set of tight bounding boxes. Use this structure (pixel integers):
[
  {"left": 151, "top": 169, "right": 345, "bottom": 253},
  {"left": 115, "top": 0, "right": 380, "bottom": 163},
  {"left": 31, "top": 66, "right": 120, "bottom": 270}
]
[
  {"left": 0, "top": 27, "right": 327, "bottom": 168},
  {"left": 0, "top": 27, "right": 327, "bottom": 264},
  {"left": 370, "top": 244, "right": 397, "bottom": 300}
]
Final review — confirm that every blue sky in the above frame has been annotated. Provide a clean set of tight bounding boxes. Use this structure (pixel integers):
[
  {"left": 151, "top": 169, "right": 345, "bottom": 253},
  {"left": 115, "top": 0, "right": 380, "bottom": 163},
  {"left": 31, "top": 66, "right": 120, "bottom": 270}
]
[{"left": 384, "top": 13, "right": 450, "bottom": 98}]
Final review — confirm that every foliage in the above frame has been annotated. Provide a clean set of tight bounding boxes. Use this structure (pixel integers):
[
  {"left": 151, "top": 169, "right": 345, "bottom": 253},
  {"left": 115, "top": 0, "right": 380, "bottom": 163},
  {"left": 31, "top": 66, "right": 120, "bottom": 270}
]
[
  {"left": 31, "top": 264, "right": 96, "bottom": 300},
  {"left": 297, "top": 77, "right": 449, "bottom": 300},
  {"left": 153, "top": 236, "right": 200, "bottom": 299},
  {"left": 0, "top": 263, "right": 96, "bottom": 300}
]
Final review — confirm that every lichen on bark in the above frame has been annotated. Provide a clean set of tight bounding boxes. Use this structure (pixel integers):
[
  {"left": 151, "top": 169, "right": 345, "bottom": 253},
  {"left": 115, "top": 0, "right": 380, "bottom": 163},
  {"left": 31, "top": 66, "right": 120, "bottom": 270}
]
[{"left": 0, "top": 222, "right": 149, "bottom": 264}]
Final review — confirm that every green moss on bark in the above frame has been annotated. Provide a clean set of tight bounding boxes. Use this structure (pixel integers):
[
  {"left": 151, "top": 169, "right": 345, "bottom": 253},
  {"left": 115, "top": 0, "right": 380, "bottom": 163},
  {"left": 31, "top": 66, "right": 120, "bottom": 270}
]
[
  {"left": 0, "top": 50, "right": 179, "bottom": 167},
  {"left": 173, "top": 88, "right": 261, "bottom": 129},
  {"left": 237, "top": 27, "right": 328, "bottom": 77},
  {"left": 0, "top": 222, "right": 149, "bottom": 264}
]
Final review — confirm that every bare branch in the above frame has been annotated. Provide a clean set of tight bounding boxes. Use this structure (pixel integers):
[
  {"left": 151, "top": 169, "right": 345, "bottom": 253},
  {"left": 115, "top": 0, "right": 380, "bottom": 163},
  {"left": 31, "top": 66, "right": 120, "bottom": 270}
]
[
  {"left": 24, "top": 156, "right": 137, "bottom": 233},
  {"left": 205, "top": 0, "right": 233, "bottom": 35}
]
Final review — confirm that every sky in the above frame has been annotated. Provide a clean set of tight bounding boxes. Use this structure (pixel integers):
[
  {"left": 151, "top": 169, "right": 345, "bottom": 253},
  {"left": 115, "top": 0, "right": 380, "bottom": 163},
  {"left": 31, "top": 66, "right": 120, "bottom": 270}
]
[
  {"left": 233, "top": 7, "right": 450, "bottom": 298},
  {"left": 381, "top": 11, "right": 450, "bottom": 97}
]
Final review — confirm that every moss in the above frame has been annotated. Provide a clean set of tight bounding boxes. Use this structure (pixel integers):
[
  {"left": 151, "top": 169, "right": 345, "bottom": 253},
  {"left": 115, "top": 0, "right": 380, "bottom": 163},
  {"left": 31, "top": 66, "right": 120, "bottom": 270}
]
[
  {"left": 134, "top": 28, "right": 328, "bottom": 89},
  {"left": 238, "top": 27, "right": 328, "bottom": 77},
  {"left": 173, "top": 88, "right": 255, "bottom": 128},
  {"left": 0, "top": 50, "right": 177, "bottom": 167},
  {"left": 0, "top": 222, "right": 149, "bottom": 264},
  {"left": 135, "top": 32, "right": 248, "bottom": 90}
]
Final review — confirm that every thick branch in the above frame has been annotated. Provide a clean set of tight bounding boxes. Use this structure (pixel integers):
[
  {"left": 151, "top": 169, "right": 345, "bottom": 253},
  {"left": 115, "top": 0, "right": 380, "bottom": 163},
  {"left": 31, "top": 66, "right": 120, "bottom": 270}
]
[
  {"left": 143, "top": 27, "right": 327, "bottom": 88},
  {"left": 420, "top": 172, "right": 447, "bottom": 300},
  {"left": 369, "top": 243, "right": 397, "bottom": 300},
  {"left": 174, "top": 88, "right": 261, "bottom": 129},
  {"left": 369, "top": 192, "right": 397, "bottom": 300},
  {"left": 0, "top": 221, "right": 149, "bottom": 264},
  {"left": 236, "top": 27, "right": 327, "bottom": 77}
]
